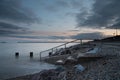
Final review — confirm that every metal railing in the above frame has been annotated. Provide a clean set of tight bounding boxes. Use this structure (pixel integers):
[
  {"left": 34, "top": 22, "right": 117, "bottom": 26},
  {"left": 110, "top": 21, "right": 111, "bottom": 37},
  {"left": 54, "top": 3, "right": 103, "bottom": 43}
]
[{"left": 40, "top": 39, "right": 83, "bottom": 61}]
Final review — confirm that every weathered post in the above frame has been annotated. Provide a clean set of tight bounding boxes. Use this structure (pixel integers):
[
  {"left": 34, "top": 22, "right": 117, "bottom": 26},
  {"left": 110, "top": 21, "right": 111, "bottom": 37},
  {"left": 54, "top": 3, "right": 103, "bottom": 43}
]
[
  {"left": 65, "top": 44, "right": 67, "bottom": 54},
  {"left": 52, "top": 48, "right": 54, "bottom": 54},
  {"left": 80, "top": 39, "right": 82, "bottom": 45},
  {"left": 15, "top": 52, "right": 19, "bottom": 57},
  {"left": 49, "top": 52, "right": 52, "bottom": 57},
  {"left": 30, "top": 52, "right": 33, "bottom": 57}
]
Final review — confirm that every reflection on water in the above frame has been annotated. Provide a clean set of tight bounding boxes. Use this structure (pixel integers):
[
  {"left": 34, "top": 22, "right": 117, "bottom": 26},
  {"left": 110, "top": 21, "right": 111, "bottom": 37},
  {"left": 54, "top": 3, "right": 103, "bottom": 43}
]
[
  {"left": 0, "top": 42, "right": 79, "bottom": 79},
  {"left": 0, "top": 43, "right": 64, "bottom": 79}
]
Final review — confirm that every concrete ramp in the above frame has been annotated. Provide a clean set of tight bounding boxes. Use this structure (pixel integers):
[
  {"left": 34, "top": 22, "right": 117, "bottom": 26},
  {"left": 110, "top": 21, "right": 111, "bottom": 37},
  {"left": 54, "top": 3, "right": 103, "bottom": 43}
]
[{"left": 86, "top": 47, "right": 99, "bottom": 54}]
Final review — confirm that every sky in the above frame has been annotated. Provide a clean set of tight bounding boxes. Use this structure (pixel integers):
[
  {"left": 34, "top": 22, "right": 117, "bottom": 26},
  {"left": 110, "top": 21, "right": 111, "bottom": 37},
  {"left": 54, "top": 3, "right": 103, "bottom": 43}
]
[{"left": 0, "top": 0, "right": 120, "bottom": 42}]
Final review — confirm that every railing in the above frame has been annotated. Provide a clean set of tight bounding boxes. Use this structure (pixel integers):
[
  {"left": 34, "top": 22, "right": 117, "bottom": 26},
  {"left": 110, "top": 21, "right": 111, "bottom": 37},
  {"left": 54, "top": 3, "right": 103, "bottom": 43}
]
[{"left": 40, "top": 39, "right": 83, "bottom": 61}]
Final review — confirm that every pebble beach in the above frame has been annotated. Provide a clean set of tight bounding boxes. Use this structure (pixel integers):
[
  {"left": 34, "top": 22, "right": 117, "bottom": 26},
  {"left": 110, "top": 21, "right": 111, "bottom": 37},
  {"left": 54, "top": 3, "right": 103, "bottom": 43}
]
[{"left": 6, "top": 42, "right": 120, "bottom": 80}]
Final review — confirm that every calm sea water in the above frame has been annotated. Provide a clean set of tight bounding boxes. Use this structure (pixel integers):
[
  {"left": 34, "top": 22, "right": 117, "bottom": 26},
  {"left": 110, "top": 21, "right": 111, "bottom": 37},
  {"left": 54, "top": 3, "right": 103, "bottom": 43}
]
[{"left": 0, "top": 43, "right": 71, "bottom": 80}]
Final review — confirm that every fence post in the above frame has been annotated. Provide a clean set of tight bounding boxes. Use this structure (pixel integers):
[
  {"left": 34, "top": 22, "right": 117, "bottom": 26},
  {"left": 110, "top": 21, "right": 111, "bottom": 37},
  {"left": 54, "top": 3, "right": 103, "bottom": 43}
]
[
  {"left": 30, "top": 52, "right": 33, "bottom": 58},
  {"left": 15, "top": 52, "right": 19, "bottom": 57},
  {"left": 65, "top": 44, "right": 66, "bottom": 54},
  {"left": 52, "top": 48, "right": 54, "bottom": 54},
  {"left": 80, "top": 39, "right": 82, "bottom": 45}
]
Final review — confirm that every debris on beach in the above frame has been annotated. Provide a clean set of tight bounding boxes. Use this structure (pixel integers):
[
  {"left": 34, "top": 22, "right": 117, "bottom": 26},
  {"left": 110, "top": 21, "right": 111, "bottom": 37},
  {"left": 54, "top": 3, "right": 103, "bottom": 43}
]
[
  {"left": 6, "top": 42, "right": 120, "bottom": 80},
  {"left": 74, "top": 64, "right": 85, "bottom": 73},
  {"left": 58, "top": 71, "right": 66, "bottom": 80},
  {"left": 56, "top": 60, "right": 65, "bottom": 65},
  {"left": 55, "top": 66, "right": 65, "bottom": 72},
  {"left": 31, "top": 69, "right": 59, "bottom": 80},
  {"left": 66, "top": 56, "right": 75, "bottom": 60},
  {"left": 31, "top": 66, "right": 66, "bottom": 80},
  {"left": 77, "top": 53, "right": 84, "bottom": 58},
  {"left": 86, "top": 47, "right": 99, "bottom": 54},
  {"left": 65, "top": 56, "right": 77, "bottom": 64}
]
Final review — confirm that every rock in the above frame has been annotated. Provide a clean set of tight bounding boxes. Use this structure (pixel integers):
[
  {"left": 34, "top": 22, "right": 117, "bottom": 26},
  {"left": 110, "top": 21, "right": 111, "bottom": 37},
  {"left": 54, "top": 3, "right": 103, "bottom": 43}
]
[
  {"left": 86, "top": 47, "right": 99, "bottom": 54},
  {"left": 55, "top": 66, "right": 65, "bottom": 72},
  {"left": 74, "top": 64, "right": 85, "bottom": 73},
  {"left": 56, "top": 60, "right": 64, "bottom": 65},
  {"left": 58, "top": 71, "right": 66, "bottom": 80},
  {"left": 77, "top": 53, "right": 84, "bottom": 59},
  {"left": 64, "top": 56, "right": 77, "bottom": 64},
  {"left": 66, "top": 70, "right": 76, "bottom": 80},
  {"left": 67, "top": 56, "right": 75, "bottom": 60},
  {"left": 31, "top": 69, "right": 59, "bottom": 80}
]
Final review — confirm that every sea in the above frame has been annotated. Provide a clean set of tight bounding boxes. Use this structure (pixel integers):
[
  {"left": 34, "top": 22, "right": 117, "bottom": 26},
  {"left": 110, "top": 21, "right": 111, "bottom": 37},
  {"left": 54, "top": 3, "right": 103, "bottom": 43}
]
[{"left": 0, "top": 42, "right": 78, "bottom": 80}]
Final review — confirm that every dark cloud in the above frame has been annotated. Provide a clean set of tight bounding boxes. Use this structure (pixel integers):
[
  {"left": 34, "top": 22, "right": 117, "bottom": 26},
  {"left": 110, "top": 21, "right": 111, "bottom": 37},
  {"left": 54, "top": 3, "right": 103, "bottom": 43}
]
[
  {"left": 11, "top": 36, "right": 49, "bottom": 39},
  {"left": 45, "top": 5, "right": 58, "bottom": 12},
  {"left": 45, "top": 0, "right": 83, "bottom": 12},
  {"left": 71, "top": 32, "right": 104, "bottom": 39},
  {"left": 77, "top": 0, "right": 120, "bottom": 29},
  {"left": 0, "top": 0, "right": 41, "bottom": 39},
  {"left": 0, "top": 22, "right": 27, "bottom": 30},
  {"left": 0, "top": 0, "right": 40, "bottom": 24},
  {"left": 68, "top": 30, "right": 79, "bottom": 32},
  {"left": 70, "top": 0, "right": 84, "bottom": 9},
  {"left": 9, "top": 35, "right": 69, "bottom": 40},
  {"left": 51, "top": 36, "right": 69, "bottom": 39},
  {"left": 0, "top": 22, "right": 68, "bottom": 40},
  {"left": 45, "top": 0, "right": 69, "bottom": 12},
  {"left": 0, "top": 22, "right": 30, "bottom": 36},
  {"left": 55, "top": 0, "right": 83, "bottom": 9},
  {"left": 55, "top": 0, "right": 69, "bottom": 7},
  {"left": 0, "top": 21, "right": 68, "bottom": 40}
]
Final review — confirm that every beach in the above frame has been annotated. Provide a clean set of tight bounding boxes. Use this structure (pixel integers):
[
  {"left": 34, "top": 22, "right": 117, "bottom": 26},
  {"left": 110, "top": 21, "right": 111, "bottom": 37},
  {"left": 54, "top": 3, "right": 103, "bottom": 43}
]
[
  {"left": 6, "top": 42, "right": 120, "bottom": 80},
  {"left": 1, "top": 0, "right": 120, "bottom": 79}
]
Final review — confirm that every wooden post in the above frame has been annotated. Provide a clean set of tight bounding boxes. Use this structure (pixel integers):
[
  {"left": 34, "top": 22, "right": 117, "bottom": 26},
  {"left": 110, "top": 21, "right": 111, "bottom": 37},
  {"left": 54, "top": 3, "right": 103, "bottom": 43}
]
[
  {"left": 15, "top": 52, "right": 19, "bottom": 57},
  {"left": 65, "top": 44, "right": 66, "bottom": 49},
  {"left": 80, "top": 39, "right": 82, "bottom": 45},
  {"left": 30, "top": 52, "right": 33, "bottom": 57},
  {"left": 65, "top": 44, "right": 66, "bottom": 54},
  {"left": 52, "top": 48, "right": 54, "bottom": 54}
]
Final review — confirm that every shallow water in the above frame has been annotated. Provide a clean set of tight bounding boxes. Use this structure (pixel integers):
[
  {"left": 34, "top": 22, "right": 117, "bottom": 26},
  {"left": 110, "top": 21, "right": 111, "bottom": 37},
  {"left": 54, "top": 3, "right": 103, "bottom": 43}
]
[{"left": 0, "top": 43, "right": 66, "bottom": 79}]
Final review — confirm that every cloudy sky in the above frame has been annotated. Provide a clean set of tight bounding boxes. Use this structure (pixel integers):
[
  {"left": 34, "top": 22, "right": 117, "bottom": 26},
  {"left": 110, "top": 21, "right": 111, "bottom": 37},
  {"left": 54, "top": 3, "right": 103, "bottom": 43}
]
[{"left": 0, "top": 0, "right": 120, "bottom": 42}]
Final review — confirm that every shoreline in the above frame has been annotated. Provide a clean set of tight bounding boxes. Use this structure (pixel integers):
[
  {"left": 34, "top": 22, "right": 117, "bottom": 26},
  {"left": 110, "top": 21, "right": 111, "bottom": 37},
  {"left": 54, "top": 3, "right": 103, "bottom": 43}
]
[
  {"left": 6, "top": 42, "right": 120, "bottom": 80},
  {"left": 6, "top": 55, "right": 120, "bottom": 80}
]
